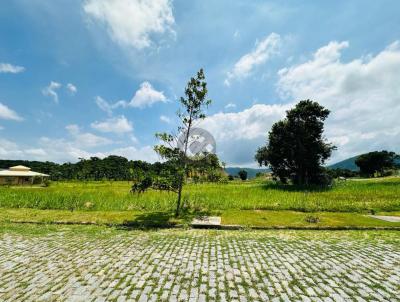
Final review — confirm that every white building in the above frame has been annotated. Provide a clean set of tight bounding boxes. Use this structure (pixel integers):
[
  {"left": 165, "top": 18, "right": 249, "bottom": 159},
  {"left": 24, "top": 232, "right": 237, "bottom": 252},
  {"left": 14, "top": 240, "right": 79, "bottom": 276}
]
[{"left": 0, "top": 165, "right": 49, "bottom": 185}]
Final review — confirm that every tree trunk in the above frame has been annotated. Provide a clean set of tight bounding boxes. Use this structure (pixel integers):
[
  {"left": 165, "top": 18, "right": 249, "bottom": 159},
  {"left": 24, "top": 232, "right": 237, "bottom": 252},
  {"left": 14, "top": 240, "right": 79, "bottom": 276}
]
[{"left": 175, "top": 175, "right": 183, "bottom": 217}]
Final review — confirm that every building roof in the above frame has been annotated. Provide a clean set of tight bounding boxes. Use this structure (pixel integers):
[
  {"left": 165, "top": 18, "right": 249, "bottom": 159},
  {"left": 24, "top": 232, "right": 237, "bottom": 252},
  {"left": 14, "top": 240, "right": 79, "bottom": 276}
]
[
  {"left": 9, "top": 165, "right": 31, "bottom": 171},
  {"left": 0, "top": 166, "right": 49, "bottom": 177}
]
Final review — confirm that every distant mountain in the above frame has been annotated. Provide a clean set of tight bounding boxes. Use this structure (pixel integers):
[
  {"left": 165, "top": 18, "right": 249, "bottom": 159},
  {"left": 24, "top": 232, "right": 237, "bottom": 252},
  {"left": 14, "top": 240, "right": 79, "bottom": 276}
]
[
  {"left": 225, "top": 167, "right": 270, "bottom": 179},
  {"left": 329, "top": 155, "right": 400, "bottom": 171},
  {"left": 328, "top": 156, "right": 360, "bottom": 171}
]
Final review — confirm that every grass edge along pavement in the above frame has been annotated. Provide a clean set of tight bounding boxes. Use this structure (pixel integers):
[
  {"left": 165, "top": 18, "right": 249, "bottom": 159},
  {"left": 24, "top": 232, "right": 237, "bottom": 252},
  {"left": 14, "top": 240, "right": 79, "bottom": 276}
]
[{"left": 1, "top": 208, "right": 399, "bottom": 230}]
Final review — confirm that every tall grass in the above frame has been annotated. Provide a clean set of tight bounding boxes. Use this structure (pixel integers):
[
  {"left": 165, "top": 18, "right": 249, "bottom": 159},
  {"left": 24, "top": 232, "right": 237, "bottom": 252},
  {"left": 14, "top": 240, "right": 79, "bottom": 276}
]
[{"left": 0, "top": 178, "right": 399, "bottom": 213}]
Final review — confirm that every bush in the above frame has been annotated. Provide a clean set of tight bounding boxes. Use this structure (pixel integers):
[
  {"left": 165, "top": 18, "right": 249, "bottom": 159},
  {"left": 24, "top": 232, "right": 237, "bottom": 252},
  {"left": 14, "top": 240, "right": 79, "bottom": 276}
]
[{"left": 305, "top": 215, "right": 320, "bottom": 223}]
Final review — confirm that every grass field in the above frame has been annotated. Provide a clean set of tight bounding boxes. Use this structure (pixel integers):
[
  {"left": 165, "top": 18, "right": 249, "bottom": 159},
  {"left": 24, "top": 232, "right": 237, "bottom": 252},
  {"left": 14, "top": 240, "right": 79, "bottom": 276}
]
[{"left": 0, "top": 177, "right": 399, "bottom": 213}]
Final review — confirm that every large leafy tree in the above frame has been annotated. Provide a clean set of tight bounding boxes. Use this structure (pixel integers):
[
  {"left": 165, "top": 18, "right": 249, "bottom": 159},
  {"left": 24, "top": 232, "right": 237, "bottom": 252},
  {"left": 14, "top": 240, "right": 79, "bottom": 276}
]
[
  {"left": 255, "top": 100, "right": 336, "bottom": 185},
  {"left": 238, "top": 170, "right": 247, "bottom": 180},
  {"left": 355, "top": 151, "right": 399, "bottom": 177},
  {"left": 154, "top": 69, "right": 212, "bottom": 216}
]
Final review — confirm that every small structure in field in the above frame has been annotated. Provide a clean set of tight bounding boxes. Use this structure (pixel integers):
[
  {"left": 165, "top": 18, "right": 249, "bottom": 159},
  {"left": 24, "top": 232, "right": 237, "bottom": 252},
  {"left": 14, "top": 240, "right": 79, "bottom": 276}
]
[{"left": 0, "top": 165, "right": 49, "bottom": 186}]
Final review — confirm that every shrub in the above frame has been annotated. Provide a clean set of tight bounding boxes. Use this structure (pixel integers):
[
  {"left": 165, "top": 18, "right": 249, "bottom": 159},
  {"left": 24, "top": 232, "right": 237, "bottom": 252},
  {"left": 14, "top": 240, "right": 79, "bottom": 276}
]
[{"left": 305, "top": 215, "right": 320, "bottom": 223}]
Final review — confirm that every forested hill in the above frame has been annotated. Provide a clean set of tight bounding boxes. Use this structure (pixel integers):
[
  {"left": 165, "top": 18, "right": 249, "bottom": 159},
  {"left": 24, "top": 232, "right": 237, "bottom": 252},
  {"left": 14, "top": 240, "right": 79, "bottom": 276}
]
[
  {"left": 328, "top": 155, "right": 400, "bottom": 171},
  {"left": 328, "top": 156, "right": 360, "bottom": 171},
  {"left": 225, "top": 167, "right": 270, "bottom": 179}
]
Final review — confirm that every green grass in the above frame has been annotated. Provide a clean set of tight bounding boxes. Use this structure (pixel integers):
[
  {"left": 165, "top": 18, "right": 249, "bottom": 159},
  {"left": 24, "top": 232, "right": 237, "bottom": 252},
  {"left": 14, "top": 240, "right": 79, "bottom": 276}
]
[
  {"left": 0, "top": 208, "right": 183, "bottom": 228},
  {"left": 0, "top": 177, "right": 399, "bottom": 213},
  {"left": 0, "top": 208, "right": 398, "bottom": 229},
  {"left": 221, "top": 210, "right": 400, "bottom": 228}
]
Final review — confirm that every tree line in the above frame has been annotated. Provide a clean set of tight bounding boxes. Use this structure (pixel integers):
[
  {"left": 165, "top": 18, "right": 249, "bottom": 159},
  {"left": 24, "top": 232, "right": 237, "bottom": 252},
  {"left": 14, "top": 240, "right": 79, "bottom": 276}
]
[{"left": 0, "top": 155, "right": 223, "bottom": 182}]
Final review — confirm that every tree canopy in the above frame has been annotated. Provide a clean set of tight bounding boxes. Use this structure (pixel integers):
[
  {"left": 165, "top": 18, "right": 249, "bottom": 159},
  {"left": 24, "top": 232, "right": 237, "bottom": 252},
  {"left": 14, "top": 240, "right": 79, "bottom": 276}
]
[
  {"left": 355, "top": 151, "right": 399, "bottom": 177},
  {"left": 255, "top": 100, "right": 336, "bottom": 185},
  {"left": 238, "top": 170, "right": 248, "bottom": 180}
]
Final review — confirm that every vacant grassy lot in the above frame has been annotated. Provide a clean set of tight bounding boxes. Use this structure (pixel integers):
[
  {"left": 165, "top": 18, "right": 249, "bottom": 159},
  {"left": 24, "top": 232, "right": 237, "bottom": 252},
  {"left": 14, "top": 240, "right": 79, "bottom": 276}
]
[{"left": 0, "top": 177, "right": 399, "bottom": 213}]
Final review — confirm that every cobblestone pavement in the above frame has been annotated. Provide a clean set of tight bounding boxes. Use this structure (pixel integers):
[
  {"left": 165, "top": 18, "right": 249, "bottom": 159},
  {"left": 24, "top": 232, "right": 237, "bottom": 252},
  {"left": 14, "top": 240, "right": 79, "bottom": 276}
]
[{"left": 0, "top": 228, "right": 399, "bottom": 302}]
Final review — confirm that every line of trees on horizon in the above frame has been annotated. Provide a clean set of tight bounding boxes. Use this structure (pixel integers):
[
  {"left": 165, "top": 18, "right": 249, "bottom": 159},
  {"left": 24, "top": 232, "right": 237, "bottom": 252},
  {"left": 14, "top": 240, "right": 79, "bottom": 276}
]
[{"left": 0, "top": 154, "right": 225, "bottom": 183}]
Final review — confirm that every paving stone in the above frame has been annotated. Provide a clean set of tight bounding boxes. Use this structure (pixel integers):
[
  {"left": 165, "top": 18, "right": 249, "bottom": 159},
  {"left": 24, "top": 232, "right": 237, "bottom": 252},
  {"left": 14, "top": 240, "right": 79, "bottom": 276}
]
[{"left": 0, "top": 229, "right": 398, "bottom": 302}]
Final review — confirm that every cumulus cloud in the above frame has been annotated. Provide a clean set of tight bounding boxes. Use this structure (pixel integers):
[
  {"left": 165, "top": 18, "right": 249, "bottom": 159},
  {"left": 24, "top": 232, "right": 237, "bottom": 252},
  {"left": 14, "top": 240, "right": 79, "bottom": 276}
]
[
  {"left": 129, "top": 81, "right": 167, "bottom": 108},
  {"left": 0, "top": 63, "right": 25, "bottom": 74},
  {"left": 91, "top": 116, "right": 133, "bottom": 134},
  {"left": 199, "top": 41, "right": 400, "bottom": 165},
  {"left": 225, "top": 33, "right": 281, "bottom": 86},
  {"left": 25, "top": 148, "right": 47, "bottom": 157},
  {"left": 200, "top": 104, "right": 289, "bottom": 141},
  {"left": 160, "top": 115, "right": 172, "bottom": 123},
  {"left": 0, "top": 102, "right": 23, "bottom": 121},
  {"left": 198, "top": 104, "right": 290, "bottom": 166},
  {"left": 42, "top": 81, "right": 62, "bottom": 103},
  {"left": 95, "top": 82, "right": 166, "bottom": 113},
  {"left": 277, "top": 40, "right": 400, "bottom": 161},
  {"left": 0, "top": 139, "right": 23, "bottom": 159},
  {"left": 67, "top": 83, "right": 77, "bottom": 95},
  {"left": 84, "top": 0, "right": 175, "bottom": 50},
  {"left": 66, "top": 124, "right": 112, "bottom": 148},
  {"left": 0, "top": 135, "right": 158, "bottom": 163},
  {"left": 104, "top": 145, "right": 159, "bottom": 163}
]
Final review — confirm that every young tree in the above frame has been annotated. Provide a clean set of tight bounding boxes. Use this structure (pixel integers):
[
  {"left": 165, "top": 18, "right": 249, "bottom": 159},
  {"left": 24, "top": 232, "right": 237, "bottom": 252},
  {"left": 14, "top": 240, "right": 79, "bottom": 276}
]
[
  {"left": 255, "top": 100, "right": 336, "bottom": 185},
  {"left": 154, "top": 69, "right": 212, "bottom": 217},
  {"left": 238, "top": 170, "right": 248, "bottom": 181},
  {"left": 355, "top": 151, "right": 399, "bottom": 177}
]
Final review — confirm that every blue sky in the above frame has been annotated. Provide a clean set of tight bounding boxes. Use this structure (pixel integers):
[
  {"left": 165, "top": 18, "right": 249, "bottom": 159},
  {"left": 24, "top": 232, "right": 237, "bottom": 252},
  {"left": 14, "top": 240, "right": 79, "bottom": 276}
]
[{"left": 1, "top": 0, "right": 400, "bottom": 166}]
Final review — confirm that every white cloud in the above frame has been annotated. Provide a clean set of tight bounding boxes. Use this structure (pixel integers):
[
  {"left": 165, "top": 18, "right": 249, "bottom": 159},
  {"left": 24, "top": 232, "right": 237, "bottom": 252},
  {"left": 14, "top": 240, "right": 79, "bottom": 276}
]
[
  {"left": 67, "top": 83, "right": 77, "bottom": 95},
  {"left": 95, "top": 96, "right": 114, "bottom": 115},
  {"left": 129, "top": 81, "right": 167, "bottom": 108},
  {"left": 197, "top": 104, "right": 290, "bottom": 166},
  {"left": 160, "top": 115, "right": 171, "bottom": 123},
  {"left": 0, "top": 102, "right": 23, "bottom": 121},
  {"left": 0, "top": 63, "right": 25, "bottom": 74},
  {"left": 84, "top": 0, "right": 175, "bottom": 50},
  {"left": 224, "top": 103, "right": 236, "bottom": 109},
  {"left": 91, "top": 116, "right": 133, "bottom": 134},
  {"left": 0, "top": 116, "right": 157, "bottom": 162},
  {"left": 200, "top": 104, "right": 289, "bottom": 141},
  {"left": 198, "top": 40, "right": 400, "bottom": 166},
  {"left": 0, "top": 135, "right": 158, "bottom": 163},
  {"left": 42, "top": 81, "right": 62, "bottom": 103},
  {"left": 105, "top": 145, "right": 159, "bottom": 163},
  {"left": 0, "top": 139, "right": 24, "bottom": 159},
  {"left": 25, "top": 148, "right": 47, "bottom": 157},
  {"left": 66, "top": 124, "right": 112, "bottom": 148},
  {"left": 95, "top": 82, "right": 166, "bottom": 113},
  {"left": 277, "top": 40, "right": 400, "bottom": 162},
  {"left": 225, "top": 33, "right": 281, "bottom": 86}
]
